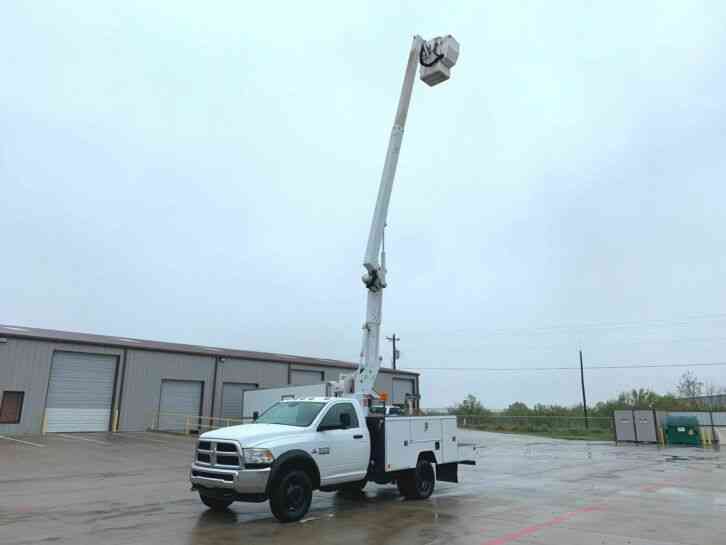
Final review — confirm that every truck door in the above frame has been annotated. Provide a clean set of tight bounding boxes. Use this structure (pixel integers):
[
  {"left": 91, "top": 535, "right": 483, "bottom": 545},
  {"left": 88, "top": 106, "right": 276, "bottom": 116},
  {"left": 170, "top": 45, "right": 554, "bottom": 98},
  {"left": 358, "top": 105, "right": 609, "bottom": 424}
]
[{"left": 315, "top": 402, "right": 369, "bottom": 483}]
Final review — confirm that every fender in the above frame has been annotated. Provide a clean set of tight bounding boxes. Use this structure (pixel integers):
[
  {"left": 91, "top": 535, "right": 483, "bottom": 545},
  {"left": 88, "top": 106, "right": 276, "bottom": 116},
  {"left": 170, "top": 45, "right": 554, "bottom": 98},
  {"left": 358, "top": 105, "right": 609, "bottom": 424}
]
[{"left": 266, "top": 449, "right": 321, "bottom": 495}]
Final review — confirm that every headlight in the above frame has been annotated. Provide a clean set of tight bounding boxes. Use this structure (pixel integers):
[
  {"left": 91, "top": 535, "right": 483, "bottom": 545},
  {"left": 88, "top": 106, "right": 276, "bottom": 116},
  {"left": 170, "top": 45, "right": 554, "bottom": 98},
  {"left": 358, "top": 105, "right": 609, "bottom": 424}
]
[{"left": 243, "top": 448, "right": 274, "bottom": 466}]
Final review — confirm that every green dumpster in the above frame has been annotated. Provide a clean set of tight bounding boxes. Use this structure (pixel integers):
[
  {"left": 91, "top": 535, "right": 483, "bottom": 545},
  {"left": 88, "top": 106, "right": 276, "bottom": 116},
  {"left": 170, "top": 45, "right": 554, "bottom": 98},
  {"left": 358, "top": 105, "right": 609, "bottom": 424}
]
[{"left": 665, "top": 415, "right": 700, "bottom": 446}]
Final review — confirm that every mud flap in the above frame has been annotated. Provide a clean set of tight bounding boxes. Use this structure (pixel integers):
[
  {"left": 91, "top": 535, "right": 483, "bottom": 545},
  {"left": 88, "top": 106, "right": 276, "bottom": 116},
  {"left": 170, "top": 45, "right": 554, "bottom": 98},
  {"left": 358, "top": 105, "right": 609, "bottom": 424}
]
[{"left": 436, "top": 462, "right": 459, "bottom": 483}]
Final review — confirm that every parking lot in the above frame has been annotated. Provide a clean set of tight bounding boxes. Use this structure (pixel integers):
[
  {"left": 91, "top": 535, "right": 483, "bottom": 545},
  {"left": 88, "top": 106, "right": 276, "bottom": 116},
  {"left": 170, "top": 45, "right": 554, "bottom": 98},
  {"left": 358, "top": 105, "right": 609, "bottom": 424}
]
[{"left": 1, "top": 430, "right": 724, "bottom": 545}]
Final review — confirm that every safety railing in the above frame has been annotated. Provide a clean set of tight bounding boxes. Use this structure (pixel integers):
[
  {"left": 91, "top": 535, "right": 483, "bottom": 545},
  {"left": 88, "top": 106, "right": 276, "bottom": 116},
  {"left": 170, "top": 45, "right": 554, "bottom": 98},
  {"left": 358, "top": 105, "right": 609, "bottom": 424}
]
[
  {"left": 456, "top": 414, "right": 614, "bottom": 440},
  {"left": 147, "top": 412, "right": 253, "bottom": 435}
]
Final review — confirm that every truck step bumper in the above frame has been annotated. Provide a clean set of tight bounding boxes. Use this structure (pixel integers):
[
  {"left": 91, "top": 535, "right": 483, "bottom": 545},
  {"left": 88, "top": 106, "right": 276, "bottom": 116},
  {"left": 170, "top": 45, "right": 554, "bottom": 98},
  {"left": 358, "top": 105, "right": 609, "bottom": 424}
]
[
  {"left": 195, "top": 484, "right": 268, "bottom": 503},
  {"left": 190, "top": 464, "right": 271, "bottom": 499}
]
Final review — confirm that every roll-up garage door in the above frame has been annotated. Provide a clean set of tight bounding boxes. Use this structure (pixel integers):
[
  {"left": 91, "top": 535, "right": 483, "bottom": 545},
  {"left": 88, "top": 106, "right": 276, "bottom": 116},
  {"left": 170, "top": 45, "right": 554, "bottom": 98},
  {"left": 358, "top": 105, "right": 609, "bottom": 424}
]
[
  {"left": 46, "top": 352, "right": 117, "bottom": 432},
  {"left": 392, "top": 378, "right": 415, "bottom": 405},
  {"left": 221, "top": 383, "right": 257, "bottom": 421},
  {"left": 290, "top": 369, "right": 324, "bottom": 386},
  {"left": 158, "top": 380, "right": 202, "bottom": 431}
]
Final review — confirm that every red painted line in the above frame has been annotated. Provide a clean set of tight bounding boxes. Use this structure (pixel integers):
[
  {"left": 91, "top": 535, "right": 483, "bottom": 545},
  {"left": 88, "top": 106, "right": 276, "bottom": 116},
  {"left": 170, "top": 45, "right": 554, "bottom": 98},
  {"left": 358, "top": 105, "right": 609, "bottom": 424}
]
[
  {"left": 640, "top": 481, "right": 676, "bottom": 493},
  {"left": 482, "top": 505, "right": 603, "bottom": 545}
]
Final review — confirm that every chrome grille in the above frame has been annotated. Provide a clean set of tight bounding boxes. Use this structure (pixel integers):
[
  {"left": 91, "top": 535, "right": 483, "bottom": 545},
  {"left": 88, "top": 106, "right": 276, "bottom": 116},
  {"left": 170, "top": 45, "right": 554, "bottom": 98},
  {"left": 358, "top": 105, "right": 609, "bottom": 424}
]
[{"left": 196, "top": 440, "right": 241, "bottom": 468}]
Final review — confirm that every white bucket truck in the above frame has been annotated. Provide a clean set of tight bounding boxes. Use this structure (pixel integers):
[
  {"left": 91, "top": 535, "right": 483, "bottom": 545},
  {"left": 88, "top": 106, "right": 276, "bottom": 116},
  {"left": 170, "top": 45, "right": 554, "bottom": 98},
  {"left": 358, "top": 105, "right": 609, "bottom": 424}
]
[{"left": 190, "top": 35, "right": 471, "bottom": 522}]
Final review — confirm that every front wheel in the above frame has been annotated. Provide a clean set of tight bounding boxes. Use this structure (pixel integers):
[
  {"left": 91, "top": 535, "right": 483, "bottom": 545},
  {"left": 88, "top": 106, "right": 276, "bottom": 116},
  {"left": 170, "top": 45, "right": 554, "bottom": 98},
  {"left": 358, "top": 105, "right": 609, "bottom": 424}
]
[
  {"left": 270, "top": 469, "right": 313, "bottom": 523},
  {"left": 398, "top": 459, "right": 435, "bottom": 500},
  {"left": 199, "top": 492, "right": 233, "bottom": 511}
]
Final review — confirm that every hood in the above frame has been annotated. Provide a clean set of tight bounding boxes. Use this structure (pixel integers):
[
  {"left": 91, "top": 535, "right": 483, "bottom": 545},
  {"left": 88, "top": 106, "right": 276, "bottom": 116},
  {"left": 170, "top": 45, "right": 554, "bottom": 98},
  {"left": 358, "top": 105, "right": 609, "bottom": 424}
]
[{"left": 201, "top": 423, "right": 305, "bottom": 447}]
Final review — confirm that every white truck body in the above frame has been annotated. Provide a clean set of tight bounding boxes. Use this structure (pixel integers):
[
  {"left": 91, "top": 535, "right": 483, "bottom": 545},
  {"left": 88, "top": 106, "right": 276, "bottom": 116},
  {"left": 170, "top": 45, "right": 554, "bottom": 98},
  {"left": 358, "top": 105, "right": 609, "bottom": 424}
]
[
  {"left": 243, "top": 383, "right": 331, "bottom": 419},
  {"left": 190, "top": 398, "right": 476, "bottom": 521},
  {"left": 384, "top": 416, "right": 462, "bottom": 471}
]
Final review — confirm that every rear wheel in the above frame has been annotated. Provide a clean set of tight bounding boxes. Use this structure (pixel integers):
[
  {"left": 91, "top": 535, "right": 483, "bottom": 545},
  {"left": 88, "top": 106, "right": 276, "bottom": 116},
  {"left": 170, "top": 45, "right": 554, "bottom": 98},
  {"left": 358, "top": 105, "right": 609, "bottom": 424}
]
[
  {"left": 398, "top": 459, "right": 435, "bottom": 500},
  {"left": 270, "top": 469, "right": 313, "bottom": 523},
  {"left": 199, "top": 492, "right": 234, "bottom": 511}
]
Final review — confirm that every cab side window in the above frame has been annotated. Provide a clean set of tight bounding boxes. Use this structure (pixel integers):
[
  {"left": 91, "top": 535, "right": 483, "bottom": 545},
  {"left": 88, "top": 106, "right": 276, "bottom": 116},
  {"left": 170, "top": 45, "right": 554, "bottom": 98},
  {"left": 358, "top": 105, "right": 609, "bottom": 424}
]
[{"left": 319, "top": 403, "right": 359, "bottom": 429}]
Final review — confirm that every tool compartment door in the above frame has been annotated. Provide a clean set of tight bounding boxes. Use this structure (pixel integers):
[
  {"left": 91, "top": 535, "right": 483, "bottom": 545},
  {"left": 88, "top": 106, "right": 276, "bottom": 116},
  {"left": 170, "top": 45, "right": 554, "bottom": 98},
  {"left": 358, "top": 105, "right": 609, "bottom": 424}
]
[
  {"left": 441, "top": 418, "right": 459, "bottom": 463},
  {"left": 384, "top": 418, "right": 412, "bottom": 471},
  {"left": 411, "top": 418, "right": 442, "bottom": 443}
]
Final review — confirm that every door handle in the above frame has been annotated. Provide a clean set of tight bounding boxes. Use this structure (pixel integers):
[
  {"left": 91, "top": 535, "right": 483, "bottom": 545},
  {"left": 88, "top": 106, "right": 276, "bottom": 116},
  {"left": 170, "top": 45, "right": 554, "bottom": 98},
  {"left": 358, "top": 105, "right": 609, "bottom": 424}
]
[{"left": 353, "top": 434, "right": 363, "bottom": 439}]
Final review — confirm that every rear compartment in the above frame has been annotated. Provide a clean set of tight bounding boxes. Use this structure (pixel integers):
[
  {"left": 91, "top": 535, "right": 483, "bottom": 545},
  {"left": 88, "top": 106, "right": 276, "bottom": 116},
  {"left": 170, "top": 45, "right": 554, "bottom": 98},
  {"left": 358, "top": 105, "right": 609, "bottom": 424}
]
[{"left": 366, "top": 415, "right": 476, "bottom": 481}]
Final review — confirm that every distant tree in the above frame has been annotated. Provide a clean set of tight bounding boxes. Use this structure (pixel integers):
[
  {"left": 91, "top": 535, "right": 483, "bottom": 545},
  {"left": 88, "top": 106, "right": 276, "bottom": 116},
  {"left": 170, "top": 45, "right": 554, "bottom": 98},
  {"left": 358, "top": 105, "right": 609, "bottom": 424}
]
[
  {"left": 448, "top": 394, "right": 491, "bottom": 416},
  {"left": 676, "top": 371, "right": 704, "bottom": 399},
  {"left": 617, "top": 388, "right": 660, "bottom": 407},
  {"left": 503, "top": 402, "right": 530, "bottom": 416},
  {"left": 445, "top": 377, "right": 725, "bottom": 421}
]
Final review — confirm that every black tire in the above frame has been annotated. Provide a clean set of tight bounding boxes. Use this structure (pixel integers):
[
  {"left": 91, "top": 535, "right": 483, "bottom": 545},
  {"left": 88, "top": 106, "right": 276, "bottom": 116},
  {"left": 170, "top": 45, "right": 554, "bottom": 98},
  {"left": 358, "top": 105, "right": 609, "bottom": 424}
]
[
  {"left": 399, "top": 459, "right": 435, "bottom": 500},
  {"left": 199, "top": 492, "right": 234, "bottom": 511},
  {"left": 269, "top": 469, "right": 313, "bottom": 523}
]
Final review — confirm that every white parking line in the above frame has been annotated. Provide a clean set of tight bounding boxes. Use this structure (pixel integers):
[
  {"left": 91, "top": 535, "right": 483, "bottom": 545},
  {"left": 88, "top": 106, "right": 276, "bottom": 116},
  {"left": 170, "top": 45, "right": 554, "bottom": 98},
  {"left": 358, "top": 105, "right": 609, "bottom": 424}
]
[
  {"left": 0, "top": 435, "right": 46, "bottom": 447},
  {"left": 55, "top": 434, "right": 112, "bottom": 445}
]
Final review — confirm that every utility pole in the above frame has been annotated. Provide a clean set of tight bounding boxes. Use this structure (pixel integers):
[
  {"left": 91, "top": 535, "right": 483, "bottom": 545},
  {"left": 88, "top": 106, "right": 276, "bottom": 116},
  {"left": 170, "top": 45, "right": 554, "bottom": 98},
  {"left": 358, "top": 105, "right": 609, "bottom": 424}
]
[
  {"left": 385, "top": 334, "right": 399, "bottom": 370},
  {"left": 579, "top": 349, "right": 589, "bottom": 429}
]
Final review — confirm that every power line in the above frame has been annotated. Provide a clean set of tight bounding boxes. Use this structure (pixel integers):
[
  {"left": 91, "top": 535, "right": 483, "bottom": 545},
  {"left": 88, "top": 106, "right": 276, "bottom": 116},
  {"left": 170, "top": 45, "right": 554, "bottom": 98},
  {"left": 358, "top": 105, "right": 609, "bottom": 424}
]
[
  {"left": 403, "top": 361, "right": 726, "bottom": 371},
  {"left": 411, "top": 335, "right": 726, "bottom": 352},
  {"left": 402, "top": 313, "right": 726, "bottom": 339}
]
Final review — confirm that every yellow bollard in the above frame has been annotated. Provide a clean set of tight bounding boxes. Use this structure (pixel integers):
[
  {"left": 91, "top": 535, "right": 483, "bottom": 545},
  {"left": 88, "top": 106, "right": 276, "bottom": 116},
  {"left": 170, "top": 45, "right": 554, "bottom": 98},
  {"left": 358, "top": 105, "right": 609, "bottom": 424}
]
[
  {"left": 656, "top": 426, "right": 665, "bottom": 446},
  {"left": 700, "top": 428, "right": 713, "bottom": 447},
  {"left": 112, "top": 409, "right": 119, "bottom": 432}
]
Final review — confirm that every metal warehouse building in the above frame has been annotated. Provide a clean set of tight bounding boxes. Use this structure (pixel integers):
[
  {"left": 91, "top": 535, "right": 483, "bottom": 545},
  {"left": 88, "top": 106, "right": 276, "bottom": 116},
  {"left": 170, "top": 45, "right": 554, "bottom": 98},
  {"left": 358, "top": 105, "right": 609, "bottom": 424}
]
[{"left": 0, "top": 324, "right": 419, "bottom": 435}]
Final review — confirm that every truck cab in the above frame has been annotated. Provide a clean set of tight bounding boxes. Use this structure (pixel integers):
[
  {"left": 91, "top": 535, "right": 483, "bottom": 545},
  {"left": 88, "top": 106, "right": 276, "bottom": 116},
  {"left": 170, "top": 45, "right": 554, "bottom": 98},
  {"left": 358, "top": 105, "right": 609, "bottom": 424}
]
[{"left": 191, "top": 398, "right": 369, "bottom": 521}]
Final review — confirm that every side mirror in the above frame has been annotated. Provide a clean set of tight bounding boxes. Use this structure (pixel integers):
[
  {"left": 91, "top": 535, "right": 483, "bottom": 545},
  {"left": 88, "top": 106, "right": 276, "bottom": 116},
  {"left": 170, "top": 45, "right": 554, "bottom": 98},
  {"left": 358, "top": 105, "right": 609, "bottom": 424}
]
[
  {"left": 252, "top": 411, "right": 259, "bottom": 422},
  {"left": 340, "top": 413, "right": 351, "bottom": 429}
]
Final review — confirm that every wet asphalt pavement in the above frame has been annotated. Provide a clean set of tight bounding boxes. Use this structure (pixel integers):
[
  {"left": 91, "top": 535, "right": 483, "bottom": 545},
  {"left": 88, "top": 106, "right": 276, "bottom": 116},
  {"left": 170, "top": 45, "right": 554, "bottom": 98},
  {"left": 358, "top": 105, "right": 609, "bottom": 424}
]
[{"left": 1, "top": 430, "right": 724, "bottom": 544}]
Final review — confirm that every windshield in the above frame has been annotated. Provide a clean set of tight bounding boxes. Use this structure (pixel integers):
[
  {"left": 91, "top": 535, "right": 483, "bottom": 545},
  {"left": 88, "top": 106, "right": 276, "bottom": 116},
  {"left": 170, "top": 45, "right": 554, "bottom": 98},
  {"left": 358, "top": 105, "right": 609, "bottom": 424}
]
[{"left": 255, "top": 401, "right": 327, "bottom": 427}]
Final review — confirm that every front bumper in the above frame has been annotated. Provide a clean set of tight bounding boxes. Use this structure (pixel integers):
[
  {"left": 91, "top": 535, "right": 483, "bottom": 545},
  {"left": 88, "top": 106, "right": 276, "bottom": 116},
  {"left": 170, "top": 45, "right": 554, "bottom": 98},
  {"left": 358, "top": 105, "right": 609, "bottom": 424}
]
[{"left": 190, "top": 463, "right": 271, "bottom": 499}]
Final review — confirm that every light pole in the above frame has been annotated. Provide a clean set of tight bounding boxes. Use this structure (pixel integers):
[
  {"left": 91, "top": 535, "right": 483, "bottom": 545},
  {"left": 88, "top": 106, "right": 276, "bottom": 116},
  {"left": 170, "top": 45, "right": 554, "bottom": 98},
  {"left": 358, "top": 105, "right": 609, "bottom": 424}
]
[{"left": 354, "top": 36, "right": 460, "bottom": 397}]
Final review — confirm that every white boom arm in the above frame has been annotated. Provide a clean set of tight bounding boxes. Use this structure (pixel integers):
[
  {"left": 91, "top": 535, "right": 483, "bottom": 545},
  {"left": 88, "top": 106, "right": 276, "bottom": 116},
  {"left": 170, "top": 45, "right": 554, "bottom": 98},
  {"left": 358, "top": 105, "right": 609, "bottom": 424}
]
[
  {"left": 332, "top": 34, "right": 459, "bottom": 405},
  {"left": 354, "top": 36, "right": 424, "bottom": 398}
]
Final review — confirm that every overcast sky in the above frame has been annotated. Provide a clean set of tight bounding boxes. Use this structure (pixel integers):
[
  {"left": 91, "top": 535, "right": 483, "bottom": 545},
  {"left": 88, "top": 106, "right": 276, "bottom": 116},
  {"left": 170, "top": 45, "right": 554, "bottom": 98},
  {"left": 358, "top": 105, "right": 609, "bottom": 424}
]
[{"left": 2, "top": 2, "right": 726, "bottom": 409}]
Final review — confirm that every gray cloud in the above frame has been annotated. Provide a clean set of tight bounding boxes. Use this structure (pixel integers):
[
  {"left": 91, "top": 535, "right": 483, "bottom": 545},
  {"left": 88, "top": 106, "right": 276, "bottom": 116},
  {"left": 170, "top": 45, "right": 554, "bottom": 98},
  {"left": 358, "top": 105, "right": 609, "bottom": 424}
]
[{"left": 2, "top": 2, "right": 726, "bottom": 408}]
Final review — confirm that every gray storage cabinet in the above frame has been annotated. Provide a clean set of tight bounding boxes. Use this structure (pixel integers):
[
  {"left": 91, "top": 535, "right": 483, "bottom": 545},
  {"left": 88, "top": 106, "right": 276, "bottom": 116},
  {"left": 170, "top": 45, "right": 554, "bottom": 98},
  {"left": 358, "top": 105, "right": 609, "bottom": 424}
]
[
  {"left": 633, "top": 410, "right": 658, "bottom": 443},
  {"left": 614, "top": 410, "right": 636, "bottom": 442},
  {"left": 45, "top": 352, "right": 118, "bottom": 432}
]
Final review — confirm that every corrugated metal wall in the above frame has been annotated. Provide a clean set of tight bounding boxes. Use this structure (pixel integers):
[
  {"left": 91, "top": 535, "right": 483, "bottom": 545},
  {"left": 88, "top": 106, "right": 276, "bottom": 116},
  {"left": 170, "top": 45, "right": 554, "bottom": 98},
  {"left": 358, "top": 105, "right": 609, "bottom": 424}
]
[
  {"left": 290, "top": 369, "right": 325, "bottom": 385},
  {"left": 213, "top": 357, "right": 287, "bottom": 418},
  {"left": 0, "top": 336, "right": 420, "bottom": 434},
  {"left": 221, "top": 383, "right": 256, "bottom": 420},
  {"left": 0, "top": 338, "right": 123, "bottom": 434},
  {"left": 392, "top": 378, "right": 416, "bottom": 405},
  {"left": 120, "top": 350, "right": 215, "bottom": 432},
  {"left": 157, "top": 380, "right": 203, "bottom": 431}
]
